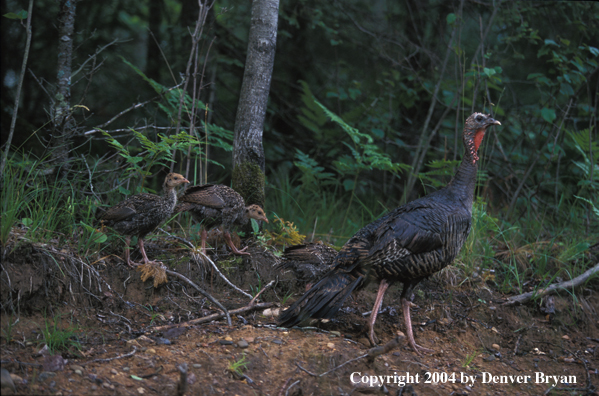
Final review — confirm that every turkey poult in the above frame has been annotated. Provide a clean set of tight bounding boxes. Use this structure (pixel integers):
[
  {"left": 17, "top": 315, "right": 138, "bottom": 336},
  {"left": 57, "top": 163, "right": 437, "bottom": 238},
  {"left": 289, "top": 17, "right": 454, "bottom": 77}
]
[
  {"left": 97, "top": 173, "right": 190, "bottom": 268},
  {"left": 277, "top": 243, "right": 337, "bottom": 290},
  {"left": 278, "top": 113, "right": 501, "bottom": 354},
  {"left": 175, "top": 184, "right": 269, "bottom": 255}
]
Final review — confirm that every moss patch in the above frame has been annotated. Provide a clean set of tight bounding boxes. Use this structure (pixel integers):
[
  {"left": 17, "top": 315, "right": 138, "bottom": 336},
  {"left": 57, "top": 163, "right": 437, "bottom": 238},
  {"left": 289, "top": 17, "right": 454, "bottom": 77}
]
[{"left": 232, "top": 161, "right": 265, "bottom": 208}]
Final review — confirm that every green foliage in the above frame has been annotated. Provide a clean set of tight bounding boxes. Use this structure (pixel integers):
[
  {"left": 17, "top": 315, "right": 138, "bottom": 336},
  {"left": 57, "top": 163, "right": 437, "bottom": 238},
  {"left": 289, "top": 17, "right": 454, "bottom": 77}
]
[
  {"left": 102, "top": 129, "right": 201, "bottom": 193},
  {"left": 458, "top": 198, "right": 500, "bottom": 276},
  {"left": 227, "top": 354, "right": 248, "bottom": 376},
  {"left": 40, "top": 313, "right": 82, "bottom": 355},
  {"left": 1, "top": 157, "right": 38, "bottom": 247}
]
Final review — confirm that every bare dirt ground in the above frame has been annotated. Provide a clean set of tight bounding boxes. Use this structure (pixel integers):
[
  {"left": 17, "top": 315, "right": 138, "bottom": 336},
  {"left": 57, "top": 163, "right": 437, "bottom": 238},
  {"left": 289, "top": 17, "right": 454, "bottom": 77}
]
[{"left": 1, "top": 238, "right": 598, "bottom": 396}]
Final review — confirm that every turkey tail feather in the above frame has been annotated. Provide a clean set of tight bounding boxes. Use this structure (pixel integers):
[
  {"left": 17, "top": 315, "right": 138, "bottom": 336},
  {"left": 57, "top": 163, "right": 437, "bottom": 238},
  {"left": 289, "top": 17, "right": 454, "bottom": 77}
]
[{"left": 278, "top": 270, "right": 363, "bottom": 327}]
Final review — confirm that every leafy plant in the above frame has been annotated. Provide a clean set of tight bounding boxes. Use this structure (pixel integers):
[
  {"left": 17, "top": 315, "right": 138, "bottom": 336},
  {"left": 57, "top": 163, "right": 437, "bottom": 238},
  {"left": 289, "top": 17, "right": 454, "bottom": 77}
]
[
  {"left": 228, "top": 354, "right": 248, "bottom": 376},
  {"left": 249, "top": 273, "right": 263, "bottom": 298},
  {"left": 262, "top": 215, "right": 306, "bottom": 248},
  {"left": 40, "top": 313, "right": 82, "bottom": 354}
]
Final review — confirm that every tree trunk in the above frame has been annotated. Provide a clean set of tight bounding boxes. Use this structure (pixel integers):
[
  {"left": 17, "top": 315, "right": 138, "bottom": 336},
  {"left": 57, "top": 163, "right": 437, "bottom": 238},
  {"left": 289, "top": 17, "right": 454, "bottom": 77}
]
[
  {"left": 49, "top": 0, "right": 78, "bottom": 175},
  {"left": 232, "top": 0, "right": 279, "bottom": 208}
]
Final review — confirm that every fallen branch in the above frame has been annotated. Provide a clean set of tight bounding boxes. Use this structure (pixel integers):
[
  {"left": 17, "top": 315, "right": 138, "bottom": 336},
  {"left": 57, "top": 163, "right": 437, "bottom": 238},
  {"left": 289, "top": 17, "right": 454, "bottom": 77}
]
[
  {"left": 503, "top": 263, "right": 599, "bottom": 306},
  {"left": 152, "top": 301, "right": 274, "bottom": 331},
  {"left": 82, "top": 346, "right": 137, "bottom": 365},
  {"left": 250, "top": 280, "right": 275, "bottom": 305},
  {"left": 165, "top": 269, "right": 231, "bottom": 326},
  {"left": 159, "top": 228, "right": 252, "bottom": 299}
]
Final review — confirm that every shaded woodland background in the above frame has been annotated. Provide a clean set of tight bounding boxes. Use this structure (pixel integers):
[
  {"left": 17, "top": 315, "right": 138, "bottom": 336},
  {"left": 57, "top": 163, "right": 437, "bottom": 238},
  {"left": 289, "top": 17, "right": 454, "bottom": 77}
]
[{"left": 1, "top": 0, "right": 597, "bottom": 290}]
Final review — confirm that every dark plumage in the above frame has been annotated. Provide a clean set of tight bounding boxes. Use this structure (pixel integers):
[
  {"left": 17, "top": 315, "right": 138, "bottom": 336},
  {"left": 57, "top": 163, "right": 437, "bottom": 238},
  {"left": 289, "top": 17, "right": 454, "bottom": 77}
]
[
  {"left": 278, "top": 113, "right": 501, "bottom": 354},
  {"left": 277, "top": 243, "right": 337, "bottom": 289},
  {"left": 175, "top": 184, "right": 269, "bottom": 255},
  {"left": 97, "top": 173, "right": 189, "bottom": 267}
]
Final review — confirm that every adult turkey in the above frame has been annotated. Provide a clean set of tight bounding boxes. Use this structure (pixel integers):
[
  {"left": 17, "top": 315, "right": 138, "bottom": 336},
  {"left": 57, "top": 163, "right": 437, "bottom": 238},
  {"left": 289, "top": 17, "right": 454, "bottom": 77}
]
[
  {"left": 97, "top": 173, "right": 189, "bottom": 267},
  {"left": 175, "top": 184, "right": 269, "bottom": 255},
  {"left": 278, "top": 112, "right": 500, "bottom": 354}
]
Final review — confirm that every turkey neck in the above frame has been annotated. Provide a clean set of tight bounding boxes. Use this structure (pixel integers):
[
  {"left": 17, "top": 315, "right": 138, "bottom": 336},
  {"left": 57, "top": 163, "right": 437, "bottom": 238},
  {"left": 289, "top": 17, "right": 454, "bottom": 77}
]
[
  {"left": 162, "top": 182, "right": 178, "bottom": 208},
  {"left": 445, "top": 135, "right": 479, "bottom": 209}
]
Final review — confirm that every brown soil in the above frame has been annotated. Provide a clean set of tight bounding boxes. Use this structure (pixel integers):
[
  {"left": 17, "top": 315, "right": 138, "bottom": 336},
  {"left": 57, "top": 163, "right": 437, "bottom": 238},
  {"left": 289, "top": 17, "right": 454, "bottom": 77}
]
[{"left": 1, "top": 239, "right": 598, "bottom": 396}]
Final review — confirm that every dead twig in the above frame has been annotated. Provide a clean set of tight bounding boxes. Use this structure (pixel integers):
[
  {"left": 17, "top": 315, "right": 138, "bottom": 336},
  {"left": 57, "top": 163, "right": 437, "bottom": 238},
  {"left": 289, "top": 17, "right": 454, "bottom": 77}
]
[
  {"left": 165, "top": 269, "right": 231, "bottom": 326},
  {"left": 250, "top": 280, "right": 275, "bottom": 305},
  {"left": 81, "top": 346, "right": 137, "bottom": 365},
  {"left": 296, "top": 362, "right": 317, "bottom": 377},
  {"left": 503, "top": 263, "right": 599, "bottom": 306},
  {"left": 159, "top": 228, "right": 252, "bottom": 299},
  {"left": 152, "top": 302, "right": 274, "bottom": 331}
]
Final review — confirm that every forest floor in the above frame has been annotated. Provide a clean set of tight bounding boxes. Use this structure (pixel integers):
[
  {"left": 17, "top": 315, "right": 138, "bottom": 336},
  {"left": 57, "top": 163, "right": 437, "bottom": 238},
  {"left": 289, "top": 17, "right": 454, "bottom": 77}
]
[{"left": 1, "top": 236, "right": 598, "bottom": 396}]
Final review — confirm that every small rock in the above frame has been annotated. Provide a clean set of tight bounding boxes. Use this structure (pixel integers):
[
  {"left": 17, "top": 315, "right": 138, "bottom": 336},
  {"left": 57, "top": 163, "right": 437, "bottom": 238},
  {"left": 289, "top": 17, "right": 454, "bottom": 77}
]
[
  {"left": 562, "top": 335, "right": 570, "bottom": 340},
  {"left": 122, "top": 367, "right": 130, "bottom": 372},
  {"left": 137, "top": 387, "right": 145, "bottom": 394},
  {"left": 489, "top": 306, "right": 496, "bottom": 310},
  {"left": 43, "top": 355, "right": 67, "bottom": 372},
  {"left": 329, "top": 331, "right": 341, "bottom": 337},
  {"left": 1, "top": 368, "right": 16, "bottom": 393},
  {"left": 219, "top": 339, "right": 233, "bottom": 345},
  {"left": 192, "top": 364, "right": 202, "bottom": 369},
  {"left": 110, "top": 369, "right": 118, "bottom": 375},
  {"left": 272, "top": 339, "right": 282, "bottom": 345},
  {"left": 263, "top": 308, "right": 280, "bottom": 317},
  {"left": 136, "top": 335, "right": 155, "bottom": 344},
  {"left": 38, "top": 372, "right": 57, "bottom": 382},
  {"left": 245, "top": 337, "right": 255, "bottom": 343},
  {"left": 146, "top": 348, "right": 156, "bottom": 354},
  {"left": 71, "top": 365, "right": 84, "bottom": 372},
  {"left": 9, "top": 373, "right": 22, "bottom": 384},
  {"left": 153, "top": 337, "right": 171, "bottom": 345},
  {"left": 75, "top": 370, "right": 82, "bottom": 376},
  {"left": 483, "top": 355, "right": 496, "bottom": 362},
  {"left": 327, "top": 342, "right": 335, "bottom": 349},
  {"left": 225, "top": 336, "right": 233, "bottom": 342},
  {"left": 492, "top": 344, "right": 500, "bottom": 350},
  {"left": 237, "top": 339, "right": 249, "bottom": 349}
]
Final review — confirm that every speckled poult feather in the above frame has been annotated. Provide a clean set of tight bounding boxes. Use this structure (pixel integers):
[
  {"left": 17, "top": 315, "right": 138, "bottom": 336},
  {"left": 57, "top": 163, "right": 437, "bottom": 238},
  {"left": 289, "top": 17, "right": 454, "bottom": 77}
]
[
  {"left": 97, "top": 173, "right": 189, "bottom": 267},
  {"left": 175, "top": 184, "right": 268, "bottom": 255},
  {"left": 278, "top": 113, "right": 500, "bottom": 353},
  {"left": 277, "top": 243, "right": 338, "bottom": 287}
]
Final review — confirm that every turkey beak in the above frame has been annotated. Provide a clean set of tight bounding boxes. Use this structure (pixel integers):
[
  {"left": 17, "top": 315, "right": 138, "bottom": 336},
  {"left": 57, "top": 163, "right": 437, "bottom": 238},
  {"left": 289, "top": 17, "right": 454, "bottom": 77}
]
[
  {"left": 488, "top": 118, "right": 501, "bottom": 126},
  {"left": 182, "top": 178, "right": 190, "bottom": 184},
  {"left": 263, "top": 217, "right": 269, "bottom": 224}
]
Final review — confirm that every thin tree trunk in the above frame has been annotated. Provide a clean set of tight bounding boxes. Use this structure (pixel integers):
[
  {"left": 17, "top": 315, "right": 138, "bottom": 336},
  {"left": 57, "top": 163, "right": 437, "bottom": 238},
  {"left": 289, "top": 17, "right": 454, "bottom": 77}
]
[
  {"left": 49, "top": 0, "right": 78, "bottom": 175},
  {"left": 232, "top": 0, "right": 279, "bottom": 208},
  {"left": 0, "top": 0, "right": 33, "bottom": 183}
]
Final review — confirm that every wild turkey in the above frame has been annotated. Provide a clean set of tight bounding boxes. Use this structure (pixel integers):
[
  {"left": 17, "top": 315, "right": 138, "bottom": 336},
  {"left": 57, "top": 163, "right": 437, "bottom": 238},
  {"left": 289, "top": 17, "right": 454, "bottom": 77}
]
[
  {"left": 277, "top": 242, "right": 337, "bottom": 289},
  {"left": 278, "top": 113, "right": 501, "bottom": 354},
  {"left": 97, "top": 173, "right": 189, "bottom": 268},
  {"left": 175, "top": 184, "right": 269, "bottom": 255}
]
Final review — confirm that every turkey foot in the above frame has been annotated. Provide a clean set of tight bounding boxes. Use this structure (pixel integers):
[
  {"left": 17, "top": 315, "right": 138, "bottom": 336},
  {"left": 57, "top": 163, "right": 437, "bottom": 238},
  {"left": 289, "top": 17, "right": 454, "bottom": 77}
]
[
  {"left": 224, "top": 232, "right": 250, "bottom": 256},
  {"left": 402, "top": 298, "right": 434, "bottom": 355}
]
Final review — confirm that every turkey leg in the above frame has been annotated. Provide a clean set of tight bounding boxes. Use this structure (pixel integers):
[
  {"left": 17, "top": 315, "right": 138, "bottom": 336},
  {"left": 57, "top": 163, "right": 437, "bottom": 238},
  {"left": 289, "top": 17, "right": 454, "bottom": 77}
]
[
  {"left": 200, "top": 228, "right": 208, "bottom": 255},
  {"left": 368, "top": 279, "right": 390, "bottom": 345},
  {"left": 224, "top": 231, "right": 250, "bottom": 256},
  {"left": 138, "top": 238, "right": 163, "bottom": 266},
  {"left": 402, "top": 297, "right": 434, "bottom": 355},
  {"left": 123, "top": 237, "right": 141, "bottom": 268}
]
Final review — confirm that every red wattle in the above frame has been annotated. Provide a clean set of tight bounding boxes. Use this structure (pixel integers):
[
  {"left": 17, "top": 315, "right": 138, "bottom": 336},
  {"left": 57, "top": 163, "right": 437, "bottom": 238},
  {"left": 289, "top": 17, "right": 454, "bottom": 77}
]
[{"left": 474, "top": 130, "right": 485, "bottom": 151}]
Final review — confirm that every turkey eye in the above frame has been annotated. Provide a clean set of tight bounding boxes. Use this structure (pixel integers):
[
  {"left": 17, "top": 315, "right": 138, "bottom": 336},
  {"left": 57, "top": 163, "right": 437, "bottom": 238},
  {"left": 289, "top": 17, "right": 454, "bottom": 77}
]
[{"left": 476, "top": 115, "right": 482, "bottom": 122}]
